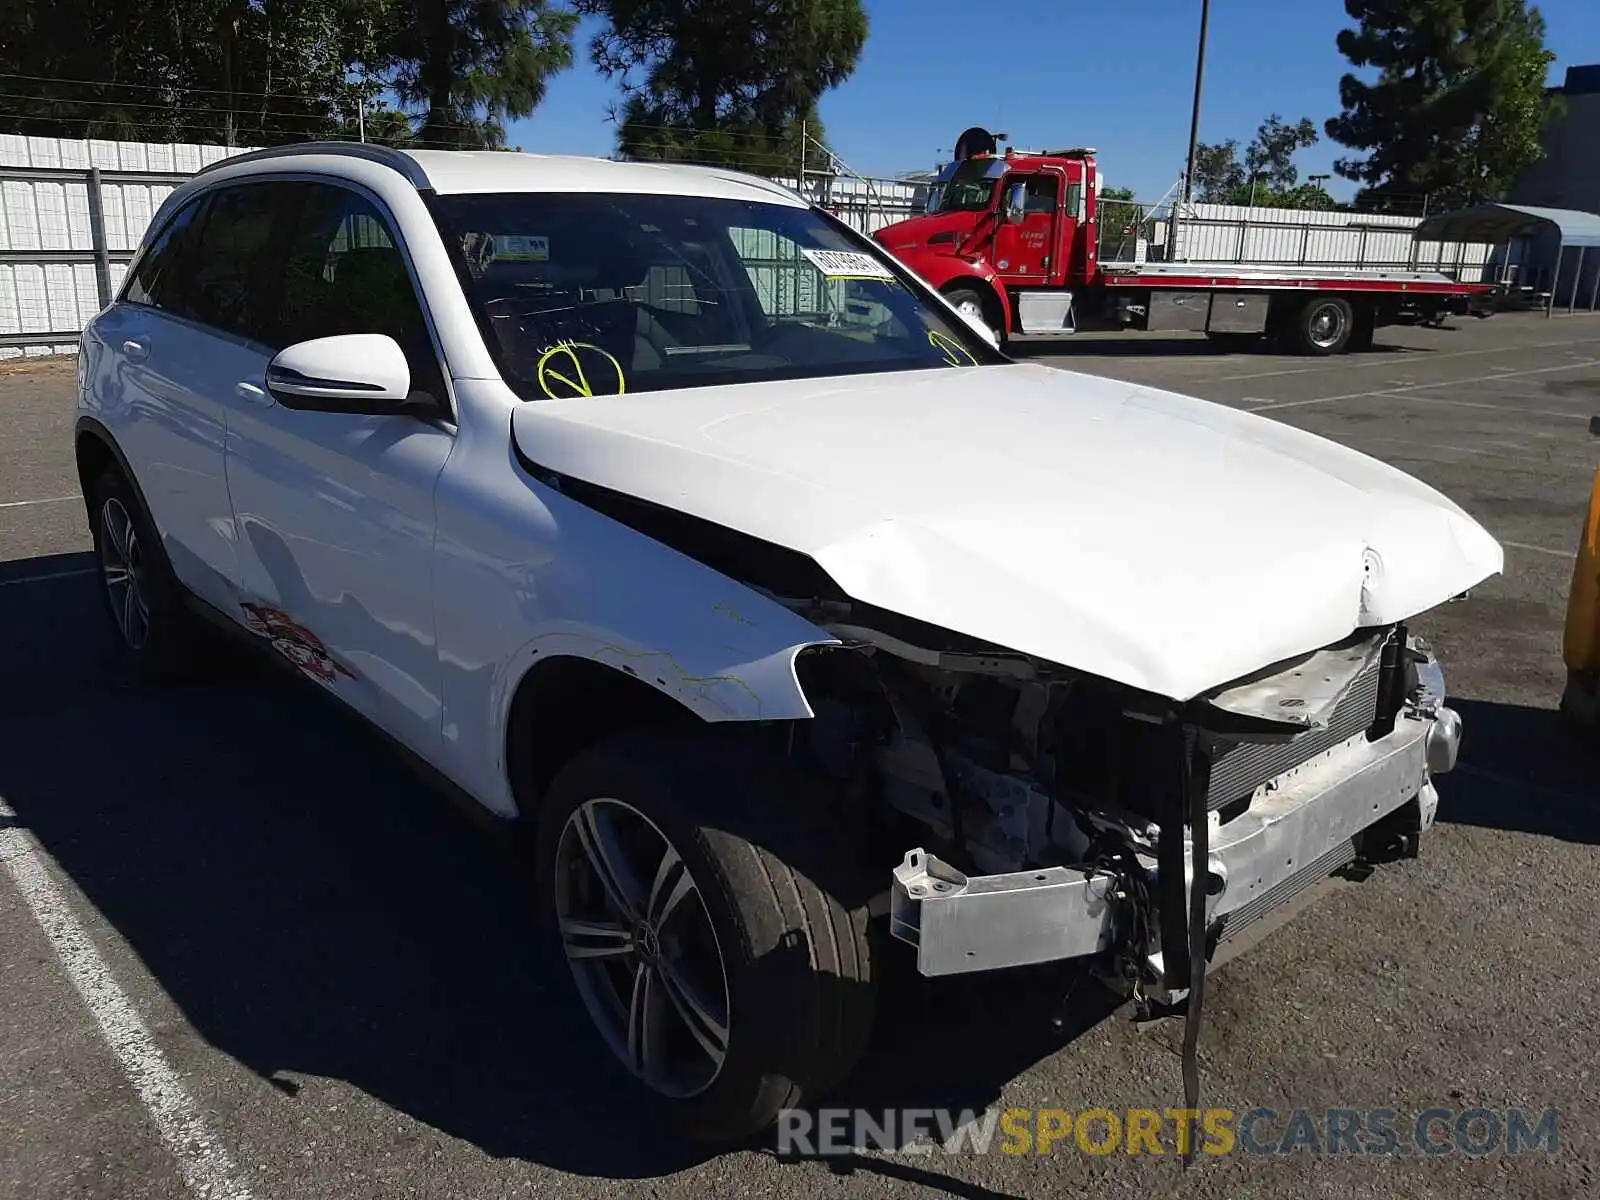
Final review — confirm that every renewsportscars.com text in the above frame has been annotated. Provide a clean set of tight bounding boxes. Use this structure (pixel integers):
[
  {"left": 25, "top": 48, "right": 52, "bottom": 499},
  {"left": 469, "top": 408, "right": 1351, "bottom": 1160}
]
[{"left": 776, "top": 1106, "right": 1561, "bottom": 1158}]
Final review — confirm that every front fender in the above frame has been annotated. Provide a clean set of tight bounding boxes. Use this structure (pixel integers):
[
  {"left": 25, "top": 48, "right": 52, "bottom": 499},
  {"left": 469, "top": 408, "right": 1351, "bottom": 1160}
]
[
  {"left": 893, "top": 251, "right": 1012, "bottom": 334},
  {"left": 431, "top": 415, "right": 840, "bottom": 816}
]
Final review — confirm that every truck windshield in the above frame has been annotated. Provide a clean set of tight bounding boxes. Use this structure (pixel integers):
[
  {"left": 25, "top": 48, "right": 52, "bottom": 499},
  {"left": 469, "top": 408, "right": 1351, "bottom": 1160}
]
[
  {"left": 429, "top": 192, "right": 1002, "bottom": 399},
  {"left": 926, "top": 161, "right": 998, "bottom": 214}
]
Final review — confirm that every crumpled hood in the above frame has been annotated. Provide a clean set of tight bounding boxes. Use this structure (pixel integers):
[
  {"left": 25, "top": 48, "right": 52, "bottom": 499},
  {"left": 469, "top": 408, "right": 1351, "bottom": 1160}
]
[{"left": 511, "top": 362, "right": 1503, "bottom": 700}]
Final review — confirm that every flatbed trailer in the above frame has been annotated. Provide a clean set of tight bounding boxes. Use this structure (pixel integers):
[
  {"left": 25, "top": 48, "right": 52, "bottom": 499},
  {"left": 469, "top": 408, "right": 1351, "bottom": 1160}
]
[{"left": 872, "top": 128, "right": 1495, "bottom": 355}]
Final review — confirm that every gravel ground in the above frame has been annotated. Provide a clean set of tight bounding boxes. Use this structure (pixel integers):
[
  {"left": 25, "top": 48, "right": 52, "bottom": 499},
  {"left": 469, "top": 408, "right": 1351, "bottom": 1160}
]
[{"left": 0, "top": 313, "right": 1596, "bottom": 1200}]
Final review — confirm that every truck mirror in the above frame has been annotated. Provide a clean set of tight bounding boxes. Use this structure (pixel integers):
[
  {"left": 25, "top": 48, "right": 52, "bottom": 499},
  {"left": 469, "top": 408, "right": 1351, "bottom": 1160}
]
[{"left": 1003, "top": 182, "right": 1027, "bottom": 224}]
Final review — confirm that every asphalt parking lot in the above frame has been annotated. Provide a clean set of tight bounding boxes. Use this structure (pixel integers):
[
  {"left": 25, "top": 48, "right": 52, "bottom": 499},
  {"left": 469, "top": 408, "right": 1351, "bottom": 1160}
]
[{"left": 2, "top": 312, "right": 1598, "bottom": 1200}]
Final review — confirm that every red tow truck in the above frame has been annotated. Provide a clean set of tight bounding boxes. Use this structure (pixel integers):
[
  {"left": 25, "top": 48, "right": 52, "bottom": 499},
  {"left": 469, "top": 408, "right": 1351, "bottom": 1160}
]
[{"left": 872, "top": 128, "right": 1496, "bottom": 355}]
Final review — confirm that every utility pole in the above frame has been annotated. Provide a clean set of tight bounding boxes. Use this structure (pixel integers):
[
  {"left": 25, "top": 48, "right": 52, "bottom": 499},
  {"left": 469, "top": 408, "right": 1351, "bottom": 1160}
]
[
  {"left": 1182, "top": 0, "right": 1211, "bottom": 205},
  {"left": 357, "top": 96, "right": 366, "bottom": 143},
  {"left": 799, "top": 119, "right": 806, "bottom": 198}
]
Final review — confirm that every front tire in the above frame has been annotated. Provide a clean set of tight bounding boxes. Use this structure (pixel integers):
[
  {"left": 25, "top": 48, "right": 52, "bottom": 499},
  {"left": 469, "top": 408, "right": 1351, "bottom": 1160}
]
[
  {"left": 534, "top": 729, "right": 876, "bottom": 1143},
  {"left": 944, "top": 285, "right": 1003, "bottom": 342},
  {"left": 88, "top": 468, "right": 208, "bottom": 681}
]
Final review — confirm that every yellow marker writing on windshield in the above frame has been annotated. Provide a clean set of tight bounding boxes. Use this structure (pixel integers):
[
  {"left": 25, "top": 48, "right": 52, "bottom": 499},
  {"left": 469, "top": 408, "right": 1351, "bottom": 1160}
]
[
  {"left": 535, "top": 341, "right": 627, "bottom": 398},
  {"left": 928, "top": 330, "right": 977, "bottom": 367}
]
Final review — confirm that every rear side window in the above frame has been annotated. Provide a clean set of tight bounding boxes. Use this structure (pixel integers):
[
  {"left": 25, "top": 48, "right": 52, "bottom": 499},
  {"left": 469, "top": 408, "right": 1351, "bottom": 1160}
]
[
  {"left": 277, "top": 182, "right": 445, "bottom": 405},
  {"left": 123, "top": 196, "right": 209, "bottom": 314},
  {"left": 183, "top": 183, "right": 297, "bottom": 344}
]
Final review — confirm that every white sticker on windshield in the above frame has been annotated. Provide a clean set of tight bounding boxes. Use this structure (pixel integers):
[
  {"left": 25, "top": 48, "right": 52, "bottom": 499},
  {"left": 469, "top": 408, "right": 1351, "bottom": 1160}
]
[
  {"left": 494, "top": 234, "right": 549, "bottom": 261},
  {"left": 799, "top": 248, "right": 898, "bottom": 281}
]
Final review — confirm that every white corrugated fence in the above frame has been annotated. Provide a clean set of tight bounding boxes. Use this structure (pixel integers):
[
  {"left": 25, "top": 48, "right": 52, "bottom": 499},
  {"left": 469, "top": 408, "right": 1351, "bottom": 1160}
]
[{"left": 1, "top": 134, "right": 1506, "bottom": 358}]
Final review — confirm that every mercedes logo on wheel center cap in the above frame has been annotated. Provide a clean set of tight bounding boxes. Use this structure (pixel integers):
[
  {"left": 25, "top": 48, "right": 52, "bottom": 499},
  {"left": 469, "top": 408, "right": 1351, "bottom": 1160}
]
[{"left": 634, "top": 920, "right": 661, "bottom": 963}]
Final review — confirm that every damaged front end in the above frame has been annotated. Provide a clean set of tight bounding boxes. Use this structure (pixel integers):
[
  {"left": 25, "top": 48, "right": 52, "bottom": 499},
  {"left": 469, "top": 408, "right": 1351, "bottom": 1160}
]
[{"left": 790, "top": 612, "right": 1460, "bottom": 999}]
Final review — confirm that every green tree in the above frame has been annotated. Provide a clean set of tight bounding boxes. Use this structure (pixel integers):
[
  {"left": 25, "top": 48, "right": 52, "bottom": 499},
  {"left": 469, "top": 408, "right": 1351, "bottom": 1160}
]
[
  {"left": 0, "top": 0, "right": 390, "bottom": 144},
  {"left": 1190, "top": 140, "right": 1246, "bottom": 202},
  {"left": 1100, "top": 185, "right": 1136, "bottom": 202},
  {"left": 381, "top": 0, "right": 577, "bottom": 148},
  {"left": 0, "top": 0, "right": 576, "bottom": 150},
  {"left": 1244, "top": 114, "right": 1319, "bottom": 192},
  {"left": 1326, "top": 0, "right": 1561, "bottom": 209},
  {"left": 1281, "top": 183, "right": 1337, "bottom": 210},
  {"left": 578, "top": 0, "right": 868, "bottom": 174}
]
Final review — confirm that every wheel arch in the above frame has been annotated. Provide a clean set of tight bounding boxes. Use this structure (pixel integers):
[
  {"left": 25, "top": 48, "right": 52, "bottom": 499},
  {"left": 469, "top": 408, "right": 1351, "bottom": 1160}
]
[
  {"left": 503, "top": 652, "right": 731, "bottom": 825},
  {"left": 940, "top": 276, "right": 1011, "bottom": 335},
  {"left": 73, "top": 417, "right": 146, "bottom": 525}
]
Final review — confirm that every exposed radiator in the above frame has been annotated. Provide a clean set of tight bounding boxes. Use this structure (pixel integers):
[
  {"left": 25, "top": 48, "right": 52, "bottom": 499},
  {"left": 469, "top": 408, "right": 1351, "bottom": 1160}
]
[
  {"left": 1203, "top": 632, "right": 1394, "bottom": 812},
  {"left": 1217, "top": 837, "right": 1358, "bottom": 946}
]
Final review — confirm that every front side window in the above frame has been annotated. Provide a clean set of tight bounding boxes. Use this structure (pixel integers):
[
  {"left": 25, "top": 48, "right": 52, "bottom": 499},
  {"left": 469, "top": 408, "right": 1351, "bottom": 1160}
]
[
  {"left": 1020, "top": 174, "right": 1059, "bottom": 214},
  {"left": 276, "top": 182, "right": 445, "bottom": 405},
  {"left": 430, "top": 192, "right": 1002, "bottom": 400}
]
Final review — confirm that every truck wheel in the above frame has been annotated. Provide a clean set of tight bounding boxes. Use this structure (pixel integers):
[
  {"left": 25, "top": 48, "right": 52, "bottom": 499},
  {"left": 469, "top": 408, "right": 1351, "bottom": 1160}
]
[
  {"left": 944, "top": 286, "right": 1002, "bottom": 341},
  {"left": 1288, "top": 295, "right": 1355, "bottom": 356},
  {"left": 534, "top": 728, "right": 876, "bottom": 1143},
  {"left": 88, "top": 467, "right": 209, "bottom": 682}
]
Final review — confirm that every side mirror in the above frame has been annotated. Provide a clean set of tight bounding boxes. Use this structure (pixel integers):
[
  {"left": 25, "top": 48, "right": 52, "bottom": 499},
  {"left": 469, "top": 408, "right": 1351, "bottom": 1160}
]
[
  {"left": 1002, "top": 182, "right": 1027, "bottom": 224},
  {"left": 266, "top": 334, "right": 411, "bottom": 414}
]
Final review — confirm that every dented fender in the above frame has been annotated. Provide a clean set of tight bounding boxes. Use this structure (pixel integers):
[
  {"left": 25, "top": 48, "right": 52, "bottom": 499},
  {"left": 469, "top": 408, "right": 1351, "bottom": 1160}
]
[{"left": 432, "top": 388, "right": 839, "bottom": 816}]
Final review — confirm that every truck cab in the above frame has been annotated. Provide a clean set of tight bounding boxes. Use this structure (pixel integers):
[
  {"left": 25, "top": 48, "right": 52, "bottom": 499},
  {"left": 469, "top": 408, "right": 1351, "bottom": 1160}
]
[{"left": 876, "top": 146, "right": 1099, "bottom": 337}]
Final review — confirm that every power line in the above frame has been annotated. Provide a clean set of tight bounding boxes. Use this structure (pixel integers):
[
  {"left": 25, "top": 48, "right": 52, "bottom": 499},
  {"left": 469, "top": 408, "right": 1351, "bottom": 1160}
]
[
  {"left": 0, "top": 104, "right": 492, "bottom": 139},
  {"left": 0, "top": 69, "right": 387, "bottom": 102}
]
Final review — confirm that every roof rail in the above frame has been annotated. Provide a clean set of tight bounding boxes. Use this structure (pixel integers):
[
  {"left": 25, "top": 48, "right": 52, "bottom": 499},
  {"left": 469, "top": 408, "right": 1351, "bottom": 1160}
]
[{"left": 193, "top": 141, "right": 430, "bottom": 189}]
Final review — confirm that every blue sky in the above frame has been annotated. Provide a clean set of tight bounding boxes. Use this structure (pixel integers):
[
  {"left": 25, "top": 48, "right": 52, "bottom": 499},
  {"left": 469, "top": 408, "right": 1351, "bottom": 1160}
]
[{"left": 505, "top": 0, "right": 1600, "bottom": 201}]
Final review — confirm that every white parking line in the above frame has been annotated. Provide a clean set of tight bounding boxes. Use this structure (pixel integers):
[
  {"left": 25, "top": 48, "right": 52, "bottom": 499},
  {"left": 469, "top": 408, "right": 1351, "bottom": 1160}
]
[
  {"left": 1501, "top": 540, "right": 1578, "bottom": 559},
  {"left": 0, "top": 798, "right": 255, "bottom": 1200},
  {"left": 1249, "top": 359, "right": 1600, "bottom": 412},
  {"left": 0, "top": 495, "right": 80, "bottom": 510},
  {"left": 1209, "top": 335, "right": 1600, "bottom": 384}
]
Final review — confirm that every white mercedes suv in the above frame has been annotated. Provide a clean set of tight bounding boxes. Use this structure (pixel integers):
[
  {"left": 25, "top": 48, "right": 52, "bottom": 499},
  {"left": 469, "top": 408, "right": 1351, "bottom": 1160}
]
[{"left": 75, "top": 143, "right": 1501, "bottom": 1142}]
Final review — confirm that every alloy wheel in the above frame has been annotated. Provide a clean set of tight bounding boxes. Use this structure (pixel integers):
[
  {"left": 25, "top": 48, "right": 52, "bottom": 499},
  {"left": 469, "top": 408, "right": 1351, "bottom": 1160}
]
[
  {"left": 554, "top": 797, "right": 731, "bottom": 1098},
  {"left": 99, "top": 497, "right": 151, "bottom": 650}
]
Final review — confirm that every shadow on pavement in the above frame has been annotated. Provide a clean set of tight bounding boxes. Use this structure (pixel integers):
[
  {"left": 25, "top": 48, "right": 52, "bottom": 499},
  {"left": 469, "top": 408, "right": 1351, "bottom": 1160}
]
[
  {"left": 1438, "top": 697, "right": 1598, "bottom": 844},
  {"left": 0, "top": 567, "right": 1097, "bottom": 1187}
]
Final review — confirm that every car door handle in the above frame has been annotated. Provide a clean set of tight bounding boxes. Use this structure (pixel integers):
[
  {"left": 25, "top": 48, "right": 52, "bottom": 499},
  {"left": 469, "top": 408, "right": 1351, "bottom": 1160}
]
[
  {"left": 121, "top": 339, "right": 149, "bottom": 362},
  {"left": 234, "top": 381, "right": 273, "bottom": 406}
]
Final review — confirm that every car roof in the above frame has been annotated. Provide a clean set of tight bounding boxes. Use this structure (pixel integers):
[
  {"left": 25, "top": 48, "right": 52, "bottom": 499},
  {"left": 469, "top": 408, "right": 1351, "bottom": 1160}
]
[{"left": 195, "top": 142, "right": 810, "bottom": 207}]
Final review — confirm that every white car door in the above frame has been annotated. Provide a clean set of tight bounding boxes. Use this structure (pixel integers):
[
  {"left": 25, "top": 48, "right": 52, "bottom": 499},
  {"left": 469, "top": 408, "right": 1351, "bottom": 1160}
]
[
  {"left": 222, "top": 179, "right": 454, "bottom": 760},
  {"left": 84, "top": 187, "right": 288, "bottom": 612}
]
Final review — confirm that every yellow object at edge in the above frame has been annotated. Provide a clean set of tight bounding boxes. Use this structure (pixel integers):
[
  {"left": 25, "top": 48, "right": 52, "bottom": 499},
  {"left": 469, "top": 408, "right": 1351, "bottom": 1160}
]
[{"left": 1562, "top": 466, "right": 1600, "bottom": 673}]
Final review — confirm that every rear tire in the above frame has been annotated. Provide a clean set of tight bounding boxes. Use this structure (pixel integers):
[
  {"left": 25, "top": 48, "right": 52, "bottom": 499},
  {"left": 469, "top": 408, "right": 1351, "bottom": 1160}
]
[
  {"left": 533, "top": 728, "right": 876, "bottom": 1143},
  {"left": 88, "top": 467, "right": 209, "bottom": 682},
  {"left": 1285, "top": 295, "right": 1355, "bottom": 356}
]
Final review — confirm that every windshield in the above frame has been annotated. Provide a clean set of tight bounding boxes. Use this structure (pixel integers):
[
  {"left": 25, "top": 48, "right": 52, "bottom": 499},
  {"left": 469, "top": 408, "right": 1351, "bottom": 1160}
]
[
  {"left": 428, "top": 192, "right": 1001, "bottom": 400},
  {"left": 926, "top": 161, "right": 999, "bottom": 214}
]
